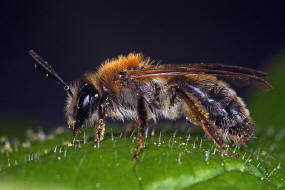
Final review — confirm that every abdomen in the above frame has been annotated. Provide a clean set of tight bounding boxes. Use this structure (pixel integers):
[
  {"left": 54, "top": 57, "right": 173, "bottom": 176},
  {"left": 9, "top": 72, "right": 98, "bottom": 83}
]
[{"left": 182, "top": 79, "right": 254, "bottom": 144}]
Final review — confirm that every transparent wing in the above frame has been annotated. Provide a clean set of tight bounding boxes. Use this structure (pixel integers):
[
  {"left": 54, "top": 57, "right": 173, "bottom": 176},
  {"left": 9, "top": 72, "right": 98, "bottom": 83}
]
[{"left": 124, "top": 64, "right": 272, "bottom": 90}]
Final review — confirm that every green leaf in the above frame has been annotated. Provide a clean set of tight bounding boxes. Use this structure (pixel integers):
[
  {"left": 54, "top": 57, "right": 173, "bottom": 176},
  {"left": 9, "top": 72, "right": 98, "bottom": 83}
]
[
  {"left": 249, "top": 52, "right": 285, "bottom": 129},
  {"left": 0, "top": 124, "right": 284, "bottom": 190}
]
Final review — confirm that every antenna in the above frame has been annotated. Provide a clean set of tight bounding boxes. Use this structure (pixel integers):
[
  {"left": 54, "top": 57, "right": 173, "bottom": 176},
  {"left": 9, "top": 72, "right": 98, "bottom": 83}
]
[{"left": 29, "top": 49, "right": 73, "bottom": 96}]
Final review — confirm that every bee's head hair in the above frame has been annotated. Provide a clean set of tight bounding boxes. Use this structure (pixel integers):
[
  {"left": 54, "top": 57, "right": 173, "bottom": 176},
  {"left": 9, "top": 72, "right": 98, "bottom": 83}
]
[{"left": 29, "top": 49, "right": 73, "bottom": 96}]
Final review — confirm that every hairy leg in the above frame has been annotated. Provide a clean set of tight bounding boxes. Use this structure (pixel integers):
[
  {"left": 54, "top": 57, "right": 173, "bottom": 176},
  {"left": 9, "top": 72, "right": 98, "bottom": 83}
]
[
  {"left": 93, "top": 94, "right": 108, "bottom": 147},
  {"left": 133, "top": 97, "right": 148, "bottom": 160},
  {"left": 94, "top": 118, "right": 106, "bottom": 147},
  {"left": 176, "top": 88, "right": 238, "bottom": 157}
]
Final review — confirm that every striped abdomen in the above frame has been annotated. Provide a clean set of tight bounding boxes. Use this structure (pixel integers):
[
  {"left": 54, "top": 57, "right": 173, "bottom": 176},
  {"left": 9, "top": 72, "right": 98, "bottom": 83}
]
[{"left": 183, "top": 79, "right": 254, "bottom": 144}]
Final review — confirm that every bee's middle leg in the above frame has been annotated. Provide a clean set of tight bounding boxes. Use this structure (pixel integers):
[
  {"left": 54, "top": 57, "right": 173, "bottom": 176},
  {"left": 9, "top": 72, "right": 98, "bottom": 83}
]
[{"left": 133, "top": 97, "right": 148, "bottom": 161}]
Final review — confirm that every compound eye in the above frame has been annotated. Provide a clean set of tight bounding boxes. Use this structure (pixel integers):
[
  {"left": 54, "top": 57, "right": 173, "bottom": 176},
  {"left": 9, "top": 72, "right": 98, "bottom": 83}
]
[
  {"left": 77, "top": 94, "right": 92, "bottom": 120},
  {"left": 82, "top": 94, "right": 90, "bottom": 108}
]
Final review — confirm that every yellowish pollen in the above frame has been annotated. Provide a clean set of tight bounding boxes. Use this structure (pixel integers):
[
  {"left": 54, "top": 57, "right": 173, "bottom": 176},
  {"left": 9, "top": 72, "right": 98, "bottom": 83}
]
[
  {"left": 44, "top": 149, "right": 49, "bottom": 154},
  {"left": 68, "top": 142, "right": 73, "bottom": 147},
  {"left": 261, "top": 150, "right": 267, "bottom": 157},
  {"left": 63, "top": 141, "right": 73, "bottom": 147},
  {"left": 4, "top": 143, "right": 13, "bottom": 152},
  {"left": 22, "top": 142, "right": 31, "bottom": 149}
]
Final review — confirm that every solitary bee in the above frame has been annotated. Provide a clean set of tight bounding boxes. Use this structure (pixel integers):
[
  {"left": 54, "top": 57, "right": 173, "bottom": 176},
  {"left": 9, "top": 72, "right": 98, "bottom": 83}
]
[{"left": 29, "top": 50, "right": 272, "bottom": 160}]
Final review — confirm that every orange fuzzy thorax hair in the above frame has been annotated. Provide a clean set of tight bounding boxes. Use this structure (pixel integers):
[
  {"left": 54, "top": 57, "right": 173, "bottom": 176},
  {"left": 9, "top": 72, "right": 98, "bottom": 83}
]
[{"left": 85, "top": 53, "right": 151, "bottom": 93}]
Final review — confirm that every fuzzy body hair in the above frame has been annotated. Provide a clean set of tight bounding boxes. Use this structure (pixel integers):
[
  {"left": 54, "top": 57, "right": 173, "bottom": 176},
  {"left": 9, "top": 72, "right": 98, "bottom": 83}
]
[{"left": 65, "top": 53, "right": 254, "bottom": 144}]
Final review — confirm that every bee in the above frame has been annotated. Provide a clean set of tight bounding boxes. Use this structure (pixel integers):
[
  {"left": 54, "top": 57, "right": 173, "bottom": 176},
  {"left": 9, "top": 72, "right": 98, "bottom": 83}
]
[{"left": 29, "top": 50, "right": 272, "bottom": 160}]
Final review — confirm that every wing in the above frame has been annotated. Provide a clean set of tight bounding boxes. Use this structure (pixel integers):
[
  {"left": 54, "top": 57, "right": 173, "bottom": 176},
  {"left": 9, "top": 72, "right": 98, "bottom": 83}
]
[
  {"left": 155, "top": 63, "right": 268, "bottom": 77},
  {"left": 124, "top": 64, "right": 272, "bottom": 90}
]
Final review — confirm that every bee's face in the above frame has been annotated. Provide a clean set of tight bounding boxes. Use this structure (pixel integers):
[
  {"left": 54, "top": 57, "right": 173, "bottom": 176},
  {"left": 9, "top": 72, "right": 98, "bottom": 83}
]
[{"left": 66, "top": 82, "right": 100, "bottom": 135}]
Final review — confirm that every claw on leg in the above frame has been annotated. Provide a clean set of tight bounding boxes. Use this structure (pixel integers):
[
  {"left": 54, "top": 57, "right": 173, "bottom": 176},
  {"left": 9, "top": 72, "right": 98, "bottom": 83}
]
[{"left": 220, "top": 147, "right": 239, "bottom": 157}]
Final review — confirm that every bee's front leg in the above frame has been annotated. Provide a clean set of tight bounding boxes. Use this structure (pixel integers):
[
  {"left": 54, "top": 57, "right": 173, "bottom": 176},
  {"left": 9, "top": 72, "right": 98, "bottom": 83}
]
[
  {"left": 94, "top": 118, "right": 105, "bottom": 147},
  {"left": 93, "top": 94, "right": 108, "bottom": 148}
]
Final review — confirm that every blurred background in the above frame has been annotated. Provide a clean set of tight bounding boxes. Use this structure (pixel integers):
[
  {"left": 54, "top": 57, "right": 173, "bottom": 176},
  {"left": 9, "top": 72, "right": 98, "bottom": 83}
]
[{"left": 0, "top": 0, "right": 284, "bottom": 128}]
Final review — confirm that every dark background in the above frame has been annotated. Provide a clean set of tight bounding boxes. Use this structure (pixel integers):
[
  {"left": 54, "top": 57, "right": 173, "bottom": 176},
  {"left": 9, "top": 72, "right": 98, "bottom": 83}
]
[{"left": 1, "top": 1, "right": 284, "bottom": 127}]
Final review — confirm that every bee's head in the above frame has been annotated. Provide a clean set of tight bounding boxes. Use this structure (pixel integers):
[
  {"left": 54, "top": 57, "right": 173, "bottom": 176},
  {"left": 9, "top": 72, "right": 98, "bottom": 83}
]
[
  {"left": 66, "top": 81, "right": 100, "bottom": 136},
  {"left": 29, "top": 50, "right": 101, "bottom": 136}
]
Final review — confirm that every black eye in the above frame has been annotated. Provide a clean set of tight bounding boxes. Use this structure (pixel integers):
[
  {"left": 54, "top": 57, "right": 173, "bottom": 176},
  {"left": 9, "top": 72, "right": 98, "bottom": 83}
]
[
  {"left": 77, "top": 94, "right": 93, "bottom": 120},
  {"left": 82, "top": 94, "right": 90, "bottom": 107},
  {"left": 74, "top": 82, "right": 100, "bottom": 127}
]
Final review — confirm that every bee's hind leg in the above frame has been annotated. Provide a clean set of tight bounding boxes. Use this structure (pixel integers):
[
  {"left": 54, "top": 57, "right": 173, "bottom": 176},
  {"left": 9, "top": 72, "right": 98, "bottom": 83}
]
[
  {"left": 176, "top": 87, "right": 239, "bottom": 158},
  {"left": 133, "top": 97, "right": 148, "bottom": 161}
]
